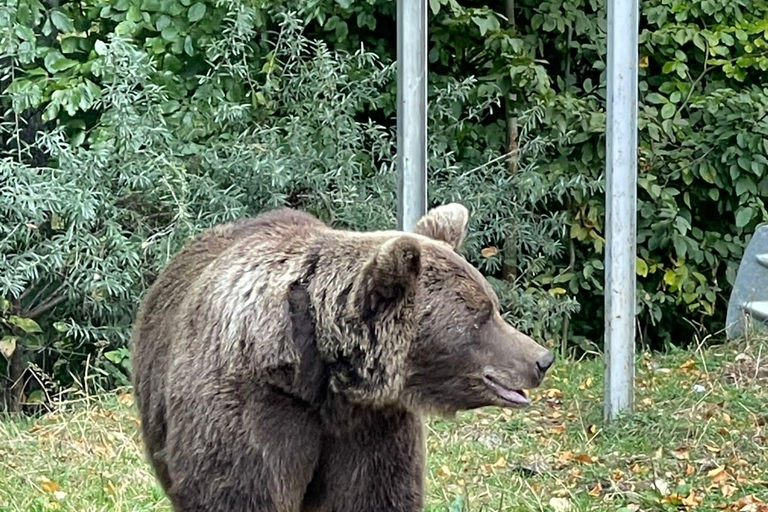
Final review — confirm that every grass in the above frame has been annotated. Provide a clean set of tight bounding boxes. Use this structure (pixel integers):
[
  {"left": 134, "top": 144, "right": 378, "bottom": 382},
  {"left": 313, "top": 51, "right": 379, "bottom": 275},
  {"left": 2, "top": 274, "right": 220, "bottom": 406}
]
[{"left": 1, "top": 339, "right": 767, "bottom": 512}]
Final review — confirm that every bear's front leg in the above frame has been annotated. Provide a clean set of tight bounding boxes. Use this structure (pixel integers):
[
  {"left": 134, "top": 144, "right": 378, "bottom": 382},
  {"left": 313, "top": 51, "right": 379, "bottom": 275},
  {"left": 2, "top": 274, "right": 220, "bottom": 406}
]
[
  {"left": 302, "top": 409, "right": 425, "bottom": 512},
  {"left": 164, "top": 384, "right": 322, "bottom": 512}
]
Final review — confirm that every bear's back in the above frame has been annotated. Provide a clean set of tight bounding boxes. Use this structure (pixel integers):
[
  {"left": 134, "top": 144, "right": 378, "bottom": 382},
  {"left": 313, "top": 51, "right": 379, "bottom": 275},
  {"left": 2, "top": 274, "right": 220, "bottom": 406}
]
[{"left": 130, "top": 208, "right": 326, "bottom": 478}]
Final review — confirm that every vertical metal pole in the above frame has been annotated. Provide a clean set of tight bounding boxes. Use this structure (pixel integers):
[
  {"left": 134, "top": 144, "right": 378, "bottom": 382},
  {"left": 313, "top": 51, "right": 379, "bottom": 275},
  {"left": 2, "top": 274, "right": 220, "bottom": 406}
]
[
  {"left": 396, "top": 0, "right": 427, "bottom": 231},
  {"left": 604, "top": 0, "right": 638, "bottom": 421}
]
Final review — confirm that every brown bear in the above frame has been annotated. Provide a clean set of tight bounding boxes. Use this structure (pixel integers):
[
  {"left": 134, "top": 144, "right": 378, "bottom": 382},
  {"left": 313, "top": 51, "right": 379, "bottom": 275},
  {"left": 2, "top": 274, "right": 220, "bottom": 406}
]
[{"left": 131, "top": 204, "right": 554, "bottom": 512}]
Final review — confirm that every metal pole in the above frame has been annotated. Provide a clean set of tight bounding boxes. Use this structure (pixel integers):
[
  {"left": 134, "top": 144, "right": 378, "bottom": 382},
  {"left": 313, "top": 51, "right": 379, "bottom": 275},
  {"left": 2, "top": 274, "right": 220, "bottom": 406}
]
[
  {"left": 396, "top": 0, "right": 427, "bottom": 231},
  {"left": 604, "top": 0, "right": 638, "bottom": 421}
]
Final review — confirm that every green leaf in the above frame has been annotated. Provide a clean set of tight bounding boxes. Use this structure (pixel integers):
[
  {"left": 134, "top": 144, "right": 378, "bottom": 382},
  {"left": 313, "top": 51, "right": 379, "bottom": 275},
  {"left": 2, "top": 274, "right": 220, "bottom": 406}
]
[
  {"left": 156, "top": 14, "right": 171, "bottom": 30},
  {"left": 184, "top": 35, "right": 194, "bottom": 56},
  {"left": 8, "top": 315, "right": 42, "bottom": 334},
  {"left": 736, "top": 207, "right": 754, "bottom": 228},
  {"left": 104, "top": 349, "right": 127, "bottom": 364},
  {"left": 50, "top": 10, "right": 75, "bottom": 33},
  {"left": 53, "top": 321, "right": 68, "bottom": 332},
  {"left": 645, "top": 92, "right": 666, "bottom": 105},
  {"left": 661, "top": 103, "right": 676, "bottom": 119},
  {"left": 335, "top": 0, "right": 353, "bottom": 8},
  {"left": 27, "top": 390, "right": 45, "bottom": 404},
  {"left": 94, "top": 40, "right": 108, "bottom": 55},
  {"left": 126, "top": 5, "right": 142, "bottom": 22},
  {"left": 44, "top": 51, "right": 78, "bottom": 73},
  {"left": 188, "top": 3, "right": 206, "bottom": 22},
  {"left": 472, "top": 15, "right": 500, "bottom": 36},
  {"left": 161, "top": 25, "right": 180, "bottom": 41},
  {"left": 448, "top": 495, "right": 466, "bottom": 512}
]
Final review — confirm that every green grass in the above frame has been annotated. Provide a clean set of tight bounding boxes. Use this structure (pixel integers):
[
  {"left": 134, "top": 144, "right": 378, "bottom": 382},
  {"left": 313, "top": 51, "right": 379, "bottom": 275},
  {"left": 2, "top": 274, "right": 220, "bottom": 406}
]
[{"left": 1, "top": 340, "right": 767, "bottom": 512}]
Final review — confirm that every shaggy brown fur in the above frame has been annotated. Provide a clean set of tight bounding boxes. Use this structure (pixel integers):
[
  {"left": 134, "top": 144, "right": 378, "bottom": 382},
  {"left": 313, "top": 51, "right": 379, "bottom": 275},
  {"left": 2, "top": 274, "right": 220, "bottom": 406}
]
[{"left": 131, "top": 204, "right": 554, "bottom": 512}]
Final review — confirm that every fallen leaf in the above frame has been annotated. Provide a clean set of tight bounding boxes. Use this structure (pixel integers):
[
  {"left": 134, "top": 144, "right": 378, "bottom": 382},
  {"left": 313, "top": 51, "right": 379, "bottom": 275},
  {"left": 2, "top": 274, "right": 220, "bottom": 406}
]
[
  {"left": 437, "top": 465, "right": 452, "bottom": 479},
  {"left": 682, "top": 490, "right": 703, "bottom": 508},
  {"left": 721, "top": 484, "right": 737, "bottom": 497},
  {"left": 704, "top": 444, "right": 722, "bottom": 453},
  {"left": 559, "top": 450, "right": 574, "bottom": 462},
  {"left": 681, "top": 359, "right": 696, "bottom": 370},
  {"left": 586, "top": 424, "right": 598, "bottom": 437},
  {"left": 40, "top": 479, "right": 61, "bottom": 493},
  {"left": 546, "top": 388, "right": 564, "bottom": 399},
  {"left": 673, "top": 447, "right": 690, "bottom": 460},
  {"left": 575, "top": 454, "right": 595, "bottom": 464},
  {"left": 118, "top": 393, "right": 134, "bottom": 406},
  {"left": 707, "top": 466, "right": 727, "bottom": 478},
  {"left": 686, "top": 464, "right": 696, "bottom": 476},
  {"left": 492, "top": 456, "right": 507, "bottom": 469},
  {"left": 549, "top": 497, "right": 572, "bottom": 512},
  {"left": 587, "top": 482, "right": 602, "bottom": 496},
  {"left": 548, "top": 424, "right": 566, "bottom": 435},
  {"left": 639, "top": 55, "right": 649, "bottom": 68}
]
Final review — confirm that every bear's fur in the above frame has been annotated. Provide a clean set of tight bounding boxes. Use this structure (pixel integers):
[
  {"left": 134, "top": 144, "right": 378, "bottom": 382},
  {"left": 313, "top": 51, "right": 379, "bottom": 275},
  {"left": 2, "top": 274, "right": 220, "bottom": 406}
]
[{"left": 131, "top": 205, "right": 554, "bottom": 512}]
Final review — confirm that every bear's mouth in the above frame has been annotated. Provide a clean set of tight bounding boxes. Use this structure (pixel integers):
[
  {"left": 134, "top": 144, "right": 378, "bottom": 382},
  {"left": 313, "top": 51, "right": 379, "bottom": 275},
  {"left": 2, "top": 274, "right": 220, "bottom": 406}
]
[{"left": 482, "top": 373, "right": 530, "bottom": 406}]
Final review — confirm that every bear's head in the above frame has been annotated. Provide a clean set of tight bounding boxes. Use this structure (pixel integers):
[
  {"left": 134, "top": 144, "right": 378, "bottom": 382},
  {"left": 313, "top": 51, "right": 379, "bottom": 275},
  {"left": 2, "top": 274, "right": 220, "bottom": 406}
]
[{"left": 343, "top": 204, "right": 554, "bottom": 414}]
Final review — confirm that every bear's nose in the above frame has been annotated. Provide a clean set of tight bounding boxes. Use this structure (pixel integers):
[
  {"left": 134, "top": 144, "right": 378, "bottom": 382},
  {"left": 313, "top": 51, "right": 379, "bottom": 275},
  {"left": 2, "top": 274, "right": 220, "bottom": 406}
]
[{"left": 536, "top": 351, "right": 555, "bottom": 376}]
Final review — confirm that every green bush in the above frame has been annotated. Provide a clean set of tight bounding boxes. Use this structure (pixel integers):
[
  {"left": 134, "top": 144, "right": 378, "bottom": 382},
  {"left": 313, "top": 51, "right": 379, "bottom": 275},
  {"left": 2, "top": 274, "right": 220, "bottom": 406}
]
[
  {"left": 1, "top": 0, "right": 767, "bottom": 407},
  {"left": 1, "top": 6, "right": 571, "bottom": 409}
]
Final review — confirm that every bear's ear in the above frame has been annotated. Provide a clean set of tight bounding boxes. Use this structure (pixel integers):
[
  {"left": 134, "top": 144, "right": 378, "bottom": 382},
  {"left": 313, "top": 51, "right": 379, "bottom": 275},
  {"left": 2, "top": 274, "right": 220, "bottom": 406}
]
[
  {"left": 335, "top": 236, "right": 421, "bottom": 405},
  {"left": 413, "top": 203, "right": 469, "bottom": 251},
  {"left": 351, "top": 236, "right": 421, "bottom": 318}
]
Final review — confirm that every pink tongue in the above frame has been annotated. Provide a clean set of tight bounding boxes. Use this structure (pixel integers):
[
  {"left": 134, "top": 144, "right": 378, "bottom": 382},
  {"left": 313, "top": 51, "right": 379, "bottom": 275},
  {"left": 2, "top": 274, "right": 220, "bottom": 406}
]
[{"left": 498, "top": 388, "right": 530, "bottom": 405}]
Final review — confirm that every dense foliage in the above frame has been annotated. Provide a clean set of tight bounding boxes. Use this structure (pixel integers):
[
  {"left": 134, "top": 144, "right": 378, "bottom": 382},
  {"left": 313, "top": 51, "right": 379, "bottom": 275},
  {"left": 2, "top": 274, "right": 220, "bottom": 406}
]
[{"left": 1, "top": 0, "right": 766, "bottom": 408}]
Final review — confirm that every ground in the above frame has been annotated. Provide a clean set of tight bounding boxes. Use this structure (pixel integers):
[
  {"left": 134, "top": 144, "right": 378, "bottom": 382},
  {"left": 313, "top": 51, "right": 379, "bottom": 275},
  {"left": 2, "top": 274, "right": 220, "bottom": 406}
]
[{"left": 1, "top": 339, "right": 767, "bottom": 512}]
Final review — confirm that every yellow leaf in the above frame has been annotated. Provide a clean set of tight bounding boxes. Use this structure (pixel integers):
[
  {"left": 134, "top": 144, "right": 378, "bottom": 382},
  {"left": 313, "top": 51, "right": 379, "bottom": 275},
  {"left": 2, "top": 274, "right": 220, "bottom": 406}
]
[
  {"left": 481, "top": 247, "right": 498, "bottom": 258},
  {"left": 549, "top": 287, "right": 567, "bottom": 296},
  {"left": 680, "top": 359, "right": 696, "bottom": 370},
  {"left": 118, "top": 393, "right": 134, "bottom": 406},
  {"left": 681, "top": 490, "right": 702, "bottom": 508},
  {"left": 707, "top": 466, "right": 725, "bottom": 477},
  {"left": 492, "top": 456, "right": 507, "bottom": 469},
  {"left": 545, "top": 388, "right": 563, "bottom": 399},
  {"left": 41, "top": 479, "right": 61, "bottom": 493},
  {"left": 587, "top": 482, "right": 602, "bottom": 496},
  {"left": 636, "top": 256, "right": 649, "bottom": 277},
  {"left": 639, "top": 55, "right": 649, "bottom": 68},
  {"left": 437, "top": 465, "right": 452, "bottom": 479},
  {"left": 704, "top": 444, "right": 722, "bottom": 453},
  {"left": 686, "top": 464, "right": 696, "bottom": 476},
  {"left": 0, "top": 336, "right": 17, "bottom": 359}
]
